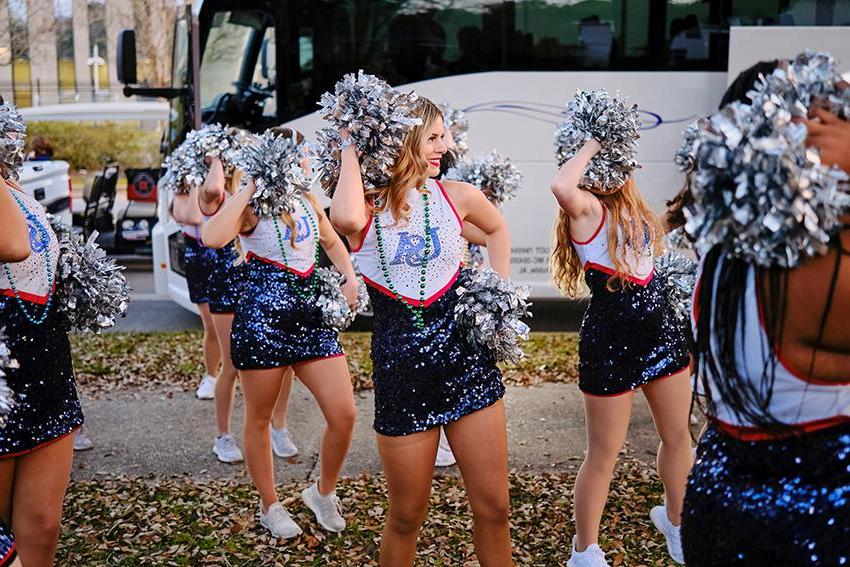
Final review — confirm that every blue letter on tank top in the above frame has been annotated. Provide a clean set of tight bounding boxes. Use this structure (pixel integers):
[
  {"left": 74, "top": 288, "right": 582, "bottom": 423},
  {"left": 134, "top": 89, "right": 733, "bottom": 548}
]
[{"left": 390, "top": 228, "right": 442, "bottom": 267}]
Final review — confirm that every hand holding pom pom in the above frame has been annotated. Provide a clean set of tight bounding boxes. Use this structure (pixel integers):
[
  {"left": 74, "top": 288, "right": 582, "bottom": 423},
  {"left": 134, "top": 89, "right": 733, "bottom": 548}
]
[{"left": 314, "top": 267, "right": 370, "bottom": 331}]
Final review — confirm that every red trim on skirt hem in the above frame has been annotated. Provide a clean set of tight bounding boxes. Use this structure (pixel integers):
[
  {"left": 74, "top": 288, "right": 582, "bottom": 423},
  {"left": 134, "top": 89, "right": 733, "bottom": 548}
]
[
  {"left": 580, "top": 363, "right": 690, "bottom": 398},
  {"left": 0, "top": 544, "right": 17, "bottom": 567},
  {"left": 0, "top": 426, "right": 80, "bottom": 459}
]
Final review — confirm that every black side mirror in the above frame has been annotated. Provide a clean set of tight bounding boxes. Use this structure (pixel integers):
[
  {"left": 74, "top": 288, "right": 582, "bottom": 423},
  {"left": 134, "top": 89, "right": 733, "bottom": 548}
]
[{"left": 117, "top": 29, "right": 137, "bottom": 85}]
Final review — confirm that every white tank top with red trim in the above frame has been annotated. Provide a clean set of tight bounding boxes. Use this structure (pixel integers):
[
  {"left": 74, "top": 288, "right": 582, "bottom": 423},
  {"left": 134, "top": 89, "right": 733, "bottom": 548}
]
[
  {"left": 572, "top": 209, "right": 654, "bottom": 285},
  {"left": 698, "top": 257, "right": 850, "bottom": 438},
  {"left": 239, "top": 198, "right": 318, "bottom": 277},
  {"left": 0, "top": 191, "right": 59, "bottom": 304},
  {"left": 353, "top": 178, "right": 465, "bottom": 306}
]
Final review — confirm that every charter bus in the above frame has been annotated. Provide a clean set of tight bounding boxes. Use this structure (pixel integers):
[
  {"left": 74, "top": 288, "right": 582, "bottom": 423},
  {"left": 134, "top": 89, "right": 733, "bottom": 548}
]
[{"left": 116, "top": 0, "right": 850, "bottom": 312}]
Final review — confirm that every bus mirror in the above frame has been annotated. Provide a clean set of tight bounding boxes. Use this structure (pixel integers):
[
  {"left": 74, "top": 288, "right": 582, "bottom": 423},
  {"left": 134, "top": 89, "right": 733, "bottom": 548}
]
[{"left": 117, "top": 29, "right": 137, "bottom": 85}]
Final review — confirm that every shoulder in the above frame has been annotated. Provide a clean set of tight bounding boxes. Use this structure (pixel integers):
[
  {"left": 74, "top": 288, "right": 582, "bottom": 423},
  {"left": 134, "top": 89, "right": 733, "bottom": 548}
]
[{"left": 435, "top": 178, "right": 479, "bottom": 203}]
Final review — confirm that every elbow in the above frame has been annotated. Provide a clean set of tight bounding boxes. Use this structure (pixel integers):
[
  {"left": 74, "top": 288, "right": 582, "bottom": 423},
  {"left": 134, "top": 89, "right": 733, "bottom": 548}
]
[
  {"left": 329, "top": 210, "right": 365, "bottom": 237},
  {"left": 550, "top": 181, "right": 570, "bottom": 200},
  {"left": 1, "top": 241, "right": 31, "bottom": 263},
  {"left": 199, "top": 227, "right": 225, "bottom": 249}
]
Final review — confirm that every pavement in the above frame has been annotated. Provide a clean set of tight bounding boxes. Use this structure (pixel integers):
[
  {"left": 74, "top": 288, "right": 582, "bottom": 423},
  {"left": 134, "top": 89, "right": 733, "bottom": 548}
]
[{"left": 71, "top": 381, "right": 668, "bottom": 482}]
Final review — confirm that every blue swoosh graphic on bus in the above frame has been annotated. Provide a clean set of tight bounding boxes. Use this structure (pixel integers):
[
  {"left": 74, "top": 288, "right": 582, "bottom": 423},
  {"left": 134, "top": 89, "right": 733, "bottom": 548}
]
[{"left": 461, "top": 101, "right": 697, "bottom": 130}]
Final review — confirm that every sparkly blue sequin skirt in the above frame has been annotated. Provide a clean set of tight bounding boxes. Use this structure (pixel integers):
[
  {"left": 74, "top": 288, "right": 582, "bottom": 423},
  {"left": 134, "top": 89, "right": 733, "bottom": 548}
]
[
  {"left": 0, "top": 519, "right": 14, "bottom": 566},
  {"left": 230, "top": 260, "right": 343, "bottom": 370},
  {"left": 369, "top": 280, "right": 505, "bottom": 436},
  {"left": 183, "top": 236, "right": 243, "bottom": 314},
  {"left": 578, "top": 269, "right": 690, "bottom": 396},
  {"left": 682, "top": 424, "right": 850, "bottom": 566},
  {"left": 0, "top": 297, "right": 83, "bottom": 457}
]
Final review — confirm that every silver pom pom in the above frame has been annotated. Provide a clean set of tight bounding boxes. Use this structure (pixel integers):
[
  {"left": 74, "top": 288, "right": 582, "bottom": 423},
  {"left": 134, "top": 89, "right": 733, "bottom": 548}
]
[
  {"left": 674, "top": 119, "right": 706, "bottom": 173},
  {"left": 554, "top": 89, "right": 641, "bottom": 193},
  {"left": 160, "top": 124, "right": 241, "bottom": 194},
  {"left": 0, "top": 103, "right": 27, "bottom": 181},
  {"left": 454, "top": 268, "right": 532, "bottom": 364},
  {"left": 0, "top": 328, "right": 18, "bottom": 428},
  {"left": 440, "top": 102, "right": 470, "bottom": 157},
  {"left": 232, "top": 130, "right": 310, "bottom": 219},
  {"left": 313, "top": 70, "right": 422, "bottom": 197},
  {"left": 445, "top": 150, "right": 523, "bottom": 206},
  {"left": 684, "top": 101, "right": 849, "bottom": 268},
  {"left": 748, "top": 50, "right": 848, "bottom": 119},
  {"left": 49, "top": 216, "right": 131, "bottom": 332},
  {"left": 655, "top": 250, "right": 697, "bottom": 324},
  {"left": 159, "top": 143, "right": 195, "bottom": 194},
  {"left": 314, "top": 267, "right": 369, "bottom": 332}
]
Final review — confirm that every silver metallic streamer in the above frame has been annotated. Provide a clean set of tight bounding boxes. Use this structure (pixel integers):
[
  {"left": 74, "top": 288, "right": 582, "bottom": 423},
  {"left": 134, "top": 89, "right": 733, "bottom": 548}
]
[
  {"left": 445, "top": 150, "right": 523, "bottom": 206},
  {"left": 0, "top": 328, "right": 18, "bottom": 428},
  {"left": 313, "top": 70, "right": 422, "bottom": 197},
  {"left": 454, "top": 268, "right": 532, "bottom": 364},
  {"left": 554, "top": 89, "right": 641, "bottom": 193},
  {"left": 674, "top": 119, "right": 705, "bottom": 173},
  {"left": 655, "top": 250, "right": 697, "bottom": 324},
  {"left": 684, "top": 101, "right": 849, "bottom": 267},
  {"left": 0, "top": 103, "right": 27, "bottom": 181},
  {"left": 314, "top": 267, "right": 369, "bottom": 332},
  {"left": 232, "top": 130, "right": 310, "bottom": 219},
  {"left": 159, "top": 124, "right": 242, "bottom": 194},
  {"left": 439, "top": 102, "right": 470, "bottom": 157},
  {"left": 49, "top": 216, "right": 130, "bottom": 332}
]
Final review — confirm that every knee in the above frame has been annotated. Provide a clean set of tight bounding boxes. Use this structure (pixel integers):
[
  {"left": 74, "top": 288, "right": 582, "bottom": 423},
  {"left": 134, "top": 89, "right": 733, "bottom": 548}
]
[
  {"left": 327, "top": 403, "right": 356, "bottom": 433},
  {"left": 16, "top": 508, "right": 62, "bottom": 547},
  {"left": 471, "top": 493, "right": 510, "bottom": 526},
  {"left": 583, "top": 447, "right": 620, "bottom": 476},
  {"left": 388, "top": 502, "right": 429, "bottom": 536},
  {"left": 244, "top": 406, "right": 274, "bottom": 430},
  {"left": 659, "top": 425, "right": 693, "bottom": 452}
]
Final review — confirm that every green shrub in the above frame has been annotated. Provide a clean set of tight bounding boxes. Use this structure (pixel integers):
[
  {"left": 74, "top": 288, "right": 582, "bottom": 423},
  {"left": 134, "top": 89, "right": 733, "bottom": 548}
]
[{"left": 25, "top": 121, "right": 162, "bottom": 171}]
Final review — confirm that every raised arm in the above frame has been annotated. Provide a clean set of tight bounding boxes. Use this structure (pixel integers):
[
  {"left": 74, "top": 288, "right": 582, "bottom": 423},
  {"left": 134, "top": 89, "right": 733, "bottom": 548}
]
[
  {"left": 443, "top": 180, "right": 511, "bottom": 277},
  {"left": 461, "top": 221, "right": 488, "bottom": 246},
  {"left": 550, "top": 139, "right": 603, "bottom": 220},
  {"left": 198, "top": 157, "right": 226, "bottom": 216},
  {"left": 329, "top": 129, "right": 369, "bottom": 236},
  {"left": 170, "top": 184, "right": 204, "bottom": 226},
  {"left": 0, "top": 179, "right": 31, "bottom": 262},
  {"left": 201, "top": 179, "right": 256, "bottom": 248}
]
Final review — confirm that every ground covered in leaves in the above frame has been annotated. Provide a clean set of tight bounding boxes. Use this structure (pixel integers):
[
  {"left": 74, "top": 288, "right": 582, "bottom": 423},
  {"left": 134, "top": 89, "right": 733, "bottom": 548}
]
[
  {"left": 71, "top": 332, "right": 579, "bottom": 398},
  {"left": 59, "top": 456, "right": 674, "bottom": 566}
]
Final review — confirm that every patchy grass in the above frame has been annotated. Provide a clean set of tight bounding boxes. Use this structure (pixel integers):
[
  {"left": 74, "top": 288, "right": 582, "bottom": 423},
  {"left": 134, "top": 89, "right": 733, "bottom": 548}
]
[
  {"left": 59, "top": 456, "right": 674, "bottom": 566},
  {"left": 71, "top": 332, "right": 579, "bottom": 398}
]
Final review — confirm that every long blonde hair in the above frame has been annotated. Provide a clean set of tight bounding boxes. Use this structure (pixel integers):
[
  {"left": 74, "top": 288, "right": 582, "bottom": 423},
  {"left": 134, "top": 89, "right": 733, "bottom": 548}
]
[
  {"left": 367, "top": 98, "right": 443, "bottom": 224},
  {"left": 551, "top": 178, "right": 665, "bottom": 297}
]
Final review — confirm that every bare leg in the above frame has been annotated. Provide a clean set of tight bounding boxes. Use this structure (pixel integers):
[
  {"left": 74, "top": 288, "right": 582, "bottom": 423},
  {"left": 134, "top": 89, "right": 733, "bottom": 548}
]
[
  {"left": 271, "top": 367, "right": 295, "bottom": 430},
  {"left": 211, "top": 312, "right": 238, "bottom": 435},
  {"left": 240, "top": 367, "right": 287, "bottom": 511},
  {"left": 377, "top": 428, "right": 440, "bottom": 567},
  {"left": 574, "top": 392, "right": 634, "bottom": 551},
  {"left": 197, "top": 303, "right": 220, "bottom": 377},
  {"left": 292, "top": 357, "right": 355, "bottom": 493},
  {"left": 11, "top": 433, "right": 74, "bottom": 567},
  {"left": 642, "top": 371, "right": 694, "bottom": 525},
  {"left": 444, "top": 401, "right": 513, "bottom": 566}
]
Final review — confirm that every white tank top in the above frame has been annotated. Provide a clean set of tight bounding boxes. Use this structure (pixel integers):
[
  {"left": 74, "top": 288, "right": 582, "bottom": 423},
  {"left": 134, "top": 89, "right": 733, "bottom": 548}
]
[
  {"left": 572, "top": 208, "right": 654, "bottom": 285},
  {"left": 698, "top": 256, "right": 850, "bottom": 440},
  {"left": 239, "top": 198, "right": 318, "bottom": 277},
  {"left": 0, "top": 190, "right": 59, "bottom": 304},
  {"left": 353, "top": 178, "right": 465, "bottom": 306},
  {"left": 180, "top": 191, "right": 229, "bottom": 241}
]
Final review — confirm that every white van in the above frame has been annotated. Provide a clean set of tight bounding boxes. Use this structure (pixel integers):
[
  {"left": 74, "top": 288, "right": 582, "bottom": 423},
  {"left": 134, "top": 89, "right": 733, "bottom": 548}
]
[{"left": 18, "top": 160, "right": 73, "bottom": 226}]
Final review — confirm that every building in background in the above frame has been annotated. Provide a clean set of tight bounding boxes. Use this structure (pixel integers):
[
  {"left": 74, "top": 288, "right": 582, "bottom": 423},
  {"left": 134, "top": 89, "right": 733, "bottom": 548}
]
[{"left": 0, "top": 0, "right": 177, "bottom": 107}]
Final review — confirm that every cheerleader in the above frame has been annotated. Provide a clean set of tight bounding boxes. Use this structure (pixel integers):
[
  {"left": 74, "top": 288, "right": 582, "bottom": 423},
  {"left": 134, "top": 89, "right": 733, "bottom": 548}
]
[
  {"left": 202, "top": 130, "right": 357, "bottom": 538},
  {"left": 331, "top": 98, "right": 514, "bottom": 566},
  {"left": 551, "top": 140, "right": 692, "bottom": 566},
  {"left": 0, "top": 104, "right": 83, "bottom": 566},
  {"left": 681, "top": 109, "right": 850, "bottom": 565}
]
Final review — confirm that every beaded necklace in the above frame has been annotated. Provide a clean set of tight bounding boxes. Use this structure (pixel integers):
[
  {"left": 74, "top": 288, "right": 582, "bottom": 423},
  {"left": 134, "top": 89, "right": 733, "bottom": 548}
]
[
  {"left": 272, "top": 196, "right": 320, "bottom": 300},
  {"left": 2, "top": 190, "right": 54, "bottom": 325},
  {"left": 372, "top": 188, "right": 431, "bottom": 329}
]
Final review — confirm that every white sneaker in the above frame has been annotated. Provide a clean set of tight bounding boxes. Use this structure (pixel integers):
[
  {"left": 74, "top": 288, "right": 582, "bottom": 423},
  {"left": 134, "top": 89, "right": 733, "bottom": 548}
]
[
  {"left": 73, "top": 425, "right": 94, "bottom": 451},
  {"left": 567, "top": 536, "right": 610, "bottom": 567},
  {"left": 435, "top": 434, "right": 456, "bottom": 467},
  {"left": 213, "top": 433, "right": 244, "bottom": 463},
  {"left": 196, "top": 374, "right": 216, "bottom": 400},
  {"left": 650, "top": 505, "right": 685, "bottom": 564},
  {"left": 259, "top": 502, "right": 302, "bottom": 539},
  {"left": 301, "top": 482, "right": 346, "bottom": 532},
  {"left": 270, "top": 427, "right": 299, "bottom": 458}
]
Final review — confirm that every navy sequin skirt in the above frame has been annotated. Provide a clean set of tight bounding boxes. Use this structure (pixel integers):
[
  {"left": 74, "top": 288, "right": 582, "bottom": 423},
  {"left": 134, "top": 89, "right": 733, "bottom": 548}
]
[
  {"left": 0, "top": 519, "right": 14, "bottom": 567},
  {"left": 0, "top": 297, "right": 83, "bottom": 457},
  {"left": 183, "top": 235, "right": 243, "bottom": 314},
  {"left": 682, "top": 424, "right": 850, "bottom": 566},
  {"left": 578, "top": 269, "right": 690, "bottom": 396},
  {"left": 230, "top": 260, "right": 343, "bottom": 370},
  {"left": 369, "top": 280, "right": 505, "bottom": 437}
]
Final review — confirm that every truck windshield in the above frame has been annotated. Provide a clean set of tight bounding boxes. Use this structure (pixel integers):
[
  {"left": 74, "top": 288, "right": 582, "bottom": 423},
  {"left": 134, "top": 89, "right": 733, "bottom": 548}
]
[{"left": 199, "top": 9, "right": 276, "bottom": 120}]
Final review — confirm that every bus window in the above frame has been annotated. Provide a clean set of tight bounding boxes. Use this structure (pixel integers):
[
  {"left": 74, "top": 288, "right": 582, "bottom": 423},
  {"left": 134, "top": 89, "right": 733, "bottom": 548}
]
[{"left": 253, "top": 28, "right": 277, "bottom": 118}]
